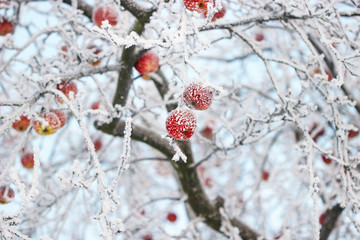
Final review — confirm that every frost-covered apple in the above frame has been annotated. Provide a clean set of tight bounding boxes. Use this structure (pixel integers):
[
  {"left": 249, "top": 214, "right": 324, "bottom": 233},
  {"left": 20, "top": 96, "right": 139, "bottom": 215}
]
[
  {"left": 21, "top": 152, "right": 34, "bottom": 169},
  {"left": 183, "top": 82, "right": 213, "bottom": 110},
  {"left": 50, "top": 109, "right": 67, "bottom": 128},
  {"left": 87, "top": 45, "right": 102, "bottom": 67},
  {"left": 134, "top": 50, "right": 159, "bottom": 80},
  {"left": 166, "top": 108, "right": 197, "bottom": 140},
  {"left": 12, "top": 115, "right": 31, "bottom": 132},
  {"left": 33, "top": 112, "right": 61, "bottom": 135},
  {"left": 204, "top": 2, "right": 226, "bottom": 22},
  {"left": 93, "top": 5, "right": 118, "bottom": 28},
  {"left": 0, "top": 186, "right": 14, "bottom": 204},
  {"left": 348, "top": 129, "right": 359, "bottom": 139},
  {"left": 183, "top": 0, "right": 210, "bottom": 14},
  {"left": 56, "top": 81, "right": 78, "bottom": 103}
]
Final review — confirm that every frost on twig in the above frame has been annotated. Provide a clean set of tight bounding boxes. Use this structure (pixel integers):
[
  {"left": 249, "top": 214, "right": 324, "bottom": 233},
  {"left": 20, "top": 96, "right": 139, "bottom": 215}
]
[{"left": 167, "top": 138, "right": 187, "bottom": 163}]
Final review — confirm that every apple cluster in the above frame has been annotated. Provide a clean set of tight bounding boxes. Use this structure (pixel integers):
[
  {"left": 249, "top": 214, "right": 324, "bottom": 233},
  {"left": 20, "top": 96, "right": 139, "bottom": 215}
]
[
  {"left": 183, "top": 0, "right": 226, "bottom": 22},
  {"left": 166, "top": 82, "right": 214, "bottom": 141}
]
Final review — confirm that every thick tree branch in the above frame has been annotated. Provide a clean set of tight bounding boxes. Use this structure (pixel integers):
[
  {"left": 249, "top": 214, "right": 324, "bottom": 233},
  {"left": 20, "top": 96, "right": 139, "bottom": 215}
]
[
  {"left": 319, "top": 204, "right": 344, "bottom": 240},
  {"left": 96, "top": 120, "right": 260, "bottom": 240}
]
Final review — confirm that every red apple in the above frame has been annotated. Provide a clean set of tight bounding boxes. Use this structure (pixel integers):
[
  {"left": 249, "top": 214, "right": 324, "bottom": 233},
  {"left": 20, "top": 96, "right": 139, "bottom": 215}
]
[
  {"left": 165, "top": 108, "right": 197, "bottom": 140},
  {"left": 348, "top": 129, "right": 359, "bottom": 139},
  {"left": 134, "top": 50, "right": 159, "bottom": 80},
  {"left": 91, "top": 100, "right": 101, "bottom": 110},
  {"left": 143, "top": 234, "right": 153, "bottom": 240},
  {"left": 262, "top": 171, "right": 270, "bottom": 181},
  {"left": 255, "top": 33, "right": 265, "bottom": 42},
  {"left": 93, "top": 5, "right": 118, "bottom": 28},
  {"left": 21, "top": 152, "right": 34, "bottom": 169},
  {"left": 0, "top": 186, "right": 14, "bottom": 204},
  {"left": 183, "top": 82, "right": 213, "bottom": 110},
  {"left": 200, "top": 126, "right": 213, "bottom": 140},
  {"left": 183, "top": 0, "right": 210, "bottom": 14},
  {"left": 319, "top": 212, "right": 326, "bottom": 225},
  {"left": 167, "top": 212, "right": 177, "bottom": 222},
  {"left": 0, "top": 19, "right": 14, "bottom": 36},
  {"left": 94, "top": 138, "right": 102, "bottom": 152},
  {"left": 56, "top": 81, "right": 78, "bottom": 103},
  {"left": 50, "top": 109, "right": 67, "bottom": 128},
  {"left": 204, "top": 2, "right": 226, "bottom": 22},
  {"left": 33, "top": 111, "right": 61, "bottom": 135},
  {"left": 321, "top": 155, "right": 332, "bottom": 165},
  {"left": 87, "top": 45, "right": 102, "bottom": 66},
  {"left": 12, "top": 115, "right": 31, "bottom": 132}
]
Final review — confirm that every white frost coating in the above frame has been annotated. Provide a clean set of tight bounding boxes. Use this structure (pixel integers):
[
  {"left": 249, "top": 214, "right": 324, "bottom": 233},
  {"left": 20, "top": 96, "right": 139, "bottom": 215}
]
[
  {"left": 219, "top": 208, "right": 242, "bottom": 240},
  {"left": 168, "top": 138, "right": 187, "bottom": 162},
  {"left": 112, "top": 116, "right": 132, "bottom": 190}
]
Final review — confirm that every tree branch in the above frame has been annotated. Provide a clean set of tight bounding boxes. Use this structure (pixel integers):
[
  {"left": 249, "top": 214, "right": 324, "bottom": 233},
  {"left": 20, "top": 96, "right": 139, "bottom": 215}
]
[{"left": 320, "top": 204, "right": 344, "bottom": 240}]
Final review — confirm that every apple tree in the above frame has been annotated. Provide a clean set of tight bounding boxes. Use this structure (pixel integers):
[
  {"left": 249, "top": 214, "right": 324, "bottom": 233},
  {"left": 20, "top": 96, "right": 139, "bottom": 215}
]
[{"left": 1, "top": 0, "right": 360, "bottom": 239}]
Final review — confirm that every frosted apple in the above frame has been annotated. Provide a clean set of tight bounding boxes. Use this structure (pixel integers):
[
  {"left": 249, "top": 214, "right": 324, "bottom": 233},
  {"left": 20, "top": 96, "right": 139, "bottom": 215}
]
[
  {"left": 12, "top": 115, "right": 31, "bottom": 132},
  {"left": 166, "top": 108, "right": 197, "bottom": 140},
  {"left": 0, "top": 186, "right": 14, "bottom": 204},
  {"left": 56, "top": 81, "right": 78, "bottom": 103},
  {"left": 33, "top": 112, "right": 61, "bottom": 135},
  {"left": 183, "top": 82, "right": 213, "bottom": 110},
  {"left": 87, "top": 45, "right": 102, "bottom": 66},
  {"left": 134, "top": 50, "right": 159, "bottom": 80},
  {"left": 93, "top": 5, "right": 118, "bottom": 28},
  {"left": 183, "top": 0, "right": 210, "bottom": 14}
]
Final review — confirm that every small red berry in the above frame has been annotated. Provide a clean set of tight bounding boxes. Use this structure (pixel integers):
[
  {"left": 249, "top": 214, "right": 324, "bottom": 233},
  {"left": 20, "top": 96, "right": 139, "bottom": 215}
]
[
  {"left": 94, "top": 138, "right": 103, "bottom": 152},
  {"left": 166, "top": 108, "right": 197, "bottom": 140},
  {"left": 134, "top": 50, "right": 159, "bottom": 80},
  {"left": 255, "top": 33, "right": 265, "bottom": 42},
  {"left": 93, "top": 5, "right": 118, "bottom": 28},
  {"left": 183, "top": 0, "right": 210, "bottom": 14},
  {"left": 12, "top": 115, "right": 31, "bottom": 132},
  {"left": 91, "top": 100, "right": 101, "bottom": 110},
  {"left": 21, "top": 152, "right": 34, "bottom": 169},
  {"left": 200, "top": 126, "right": 213, "bottom": 140},
  {"left": 321, "top": 155, "right": 332, "bottom": 165},
  {"left": 0, "top": 186, "right": 14, "bottom": 204},
  {"left": 204, "top": 2, "right": 226, "bottom": 22},
  {"left": 56, "top": 81, "right": 78, "bottom": 103},
  {"left": 143, "top": 234, "right": 153, "bottom": 240},
  {"left": 348, "top": 129, "right": 359, "bottom": 139},
  {"left": 183, "top": 82, "right": 213, "bottom": 110},
  {"left": 319, "top": 213, "right": 326, "bottom": 225},
  {"left": 167, "top": 212, "right": 177, "bottom": 222},
  {"left": 262, "top": 171, "right": 270, "bottom": 181},
  {"left": 0, "top": 19, "right": 14, "bottom": 36}
]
